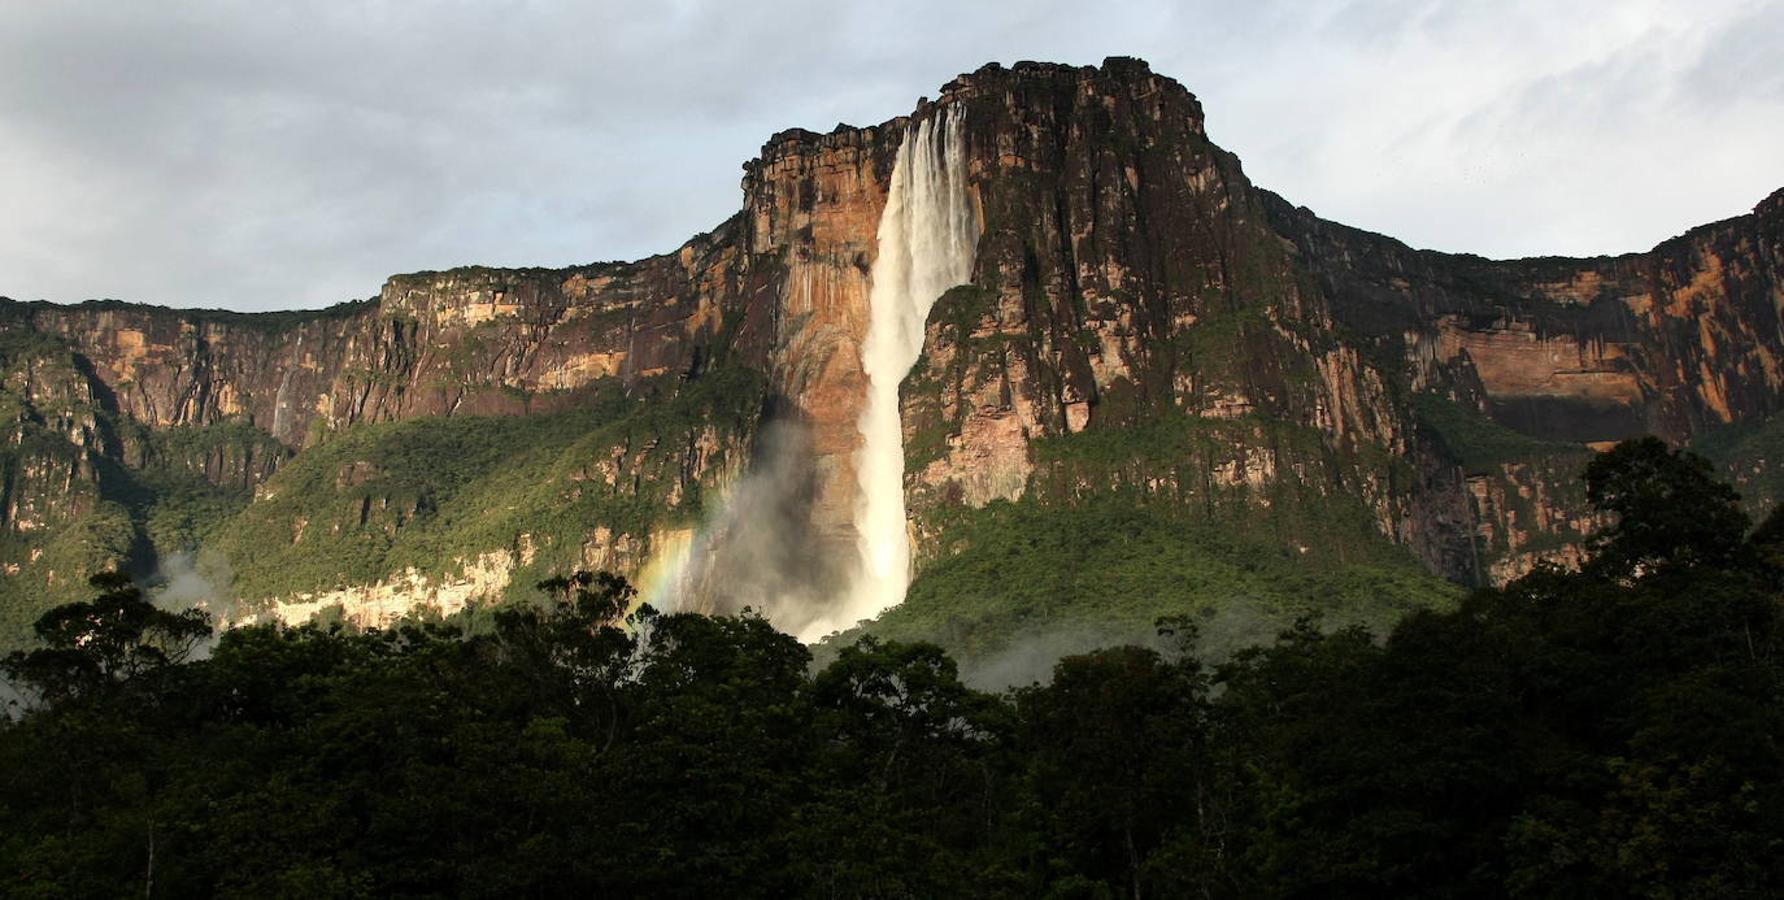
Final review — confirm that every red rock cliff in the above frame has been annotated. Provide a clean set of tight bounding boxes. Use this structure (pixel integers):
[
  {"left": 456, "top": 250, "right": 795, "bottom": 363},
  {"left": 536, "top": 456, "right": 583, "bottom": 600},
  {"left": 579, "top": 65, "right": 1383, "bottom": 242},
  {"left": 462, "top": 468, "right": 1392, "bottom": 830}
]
[{"left": 2, "top": 58, "right": 1779, "bottom": 632}]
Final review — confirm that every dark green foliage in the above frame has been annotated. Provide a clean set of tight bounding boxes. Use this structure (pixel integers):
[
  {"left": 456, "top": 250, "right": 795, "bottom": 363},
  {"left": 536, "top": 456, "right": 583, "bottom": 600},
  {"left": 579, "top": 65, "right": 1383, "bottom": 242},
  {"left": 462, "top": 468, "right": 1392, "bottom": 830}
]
[
  {"left": 1, "top": 437, "right": 1780, "bottom": 897},
  {"left": 1200, "top": 439, "right": 1784, "bottom": 897},
  {"left": 875, "top": 494, "right": 1455, "bottom": 666},
  {"left": 1014, "top": 643, "right": 1214, "bottom": 895},
  {"left": 3, "top": 571, "right": 210, "bottom": 703},
  {"left": 0, "top": 503, "right": 139, "bottom": 649},
  {"left": 1412, "top": 393, "right": 1586, "bottom": 474},
  {"left": 47, "top": 296, "right": 376, "bottom": 332},
  {"left": 802, "top": 637, "right": 1015, "bottom": 893},
  {"left": 1585, "top": 436, "right": 1751, "bottom": 578},
  {"left": 1691, "top": 410, "right": 1784, "bottom": 516}
]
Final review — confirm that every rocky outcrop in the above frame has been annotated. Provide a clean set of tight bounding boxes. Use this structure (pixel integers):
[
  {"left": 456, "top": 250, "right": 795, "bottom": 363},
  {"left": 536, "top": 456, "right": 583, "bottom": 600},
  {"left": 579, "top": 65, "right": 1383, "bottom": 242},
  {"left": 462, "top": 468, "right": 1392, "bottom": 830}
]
[
  {"left": 257, "top": 549, "right": 518, "bottom": 629},
  {"left": 1, "top": 57, "right": 1779, "bottom": 637},
  {"left": 11, "top": 225, "right": 764, "bottom": 449},
  {"left": 1466, "top": 458, "right": 1609, "bottom": 584},
  {"left": 739, "top": 125, "right": 900, "bottom": 550},
  {"left": 1264, "top": 186, "right": 1784, "bottom": 446}
]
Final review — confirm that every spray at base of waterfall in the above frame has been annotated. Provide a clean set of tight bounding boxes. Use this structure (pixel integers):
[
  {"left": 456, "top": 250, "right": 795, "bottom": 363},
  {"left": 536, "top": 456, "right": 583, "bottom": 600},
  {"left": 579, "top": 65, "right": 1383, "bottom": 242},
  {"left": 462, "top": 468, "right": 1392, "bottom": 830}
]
[{"left": 643, "top": 416, "right": 848, "bottom": 640}]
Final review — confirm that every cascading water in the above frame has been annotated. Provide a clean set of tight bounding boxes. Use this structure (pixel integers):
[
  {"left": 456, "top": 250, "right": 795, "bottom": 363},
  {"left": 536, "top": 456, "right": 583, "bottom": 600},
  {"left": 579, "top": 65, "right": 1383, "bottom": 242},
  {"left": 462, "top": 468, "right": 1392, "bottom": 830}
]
[{"left": 801, "top": 106, "right": 976, "bottom": 640}]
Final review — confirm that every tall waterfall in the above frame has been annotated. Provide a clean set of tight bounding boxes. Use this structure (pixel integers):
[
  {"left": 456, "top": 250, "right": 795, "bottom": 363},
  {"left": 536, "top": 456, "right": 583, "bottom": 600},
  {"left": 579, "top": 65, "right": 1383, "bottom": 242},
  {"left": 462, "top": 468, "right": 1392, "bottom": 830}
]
[{"left": 805, "top": 107, "right": 976, "bottom": 640}]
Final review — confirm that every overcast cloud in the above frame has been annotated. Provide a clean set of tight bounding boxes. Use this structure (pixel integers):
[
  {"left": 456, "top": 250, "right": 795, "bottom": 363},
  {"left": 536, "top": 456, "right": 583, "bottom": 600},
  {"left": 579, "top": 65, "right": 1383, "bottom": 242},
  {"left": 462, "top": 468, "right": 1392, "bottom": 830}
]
[{"left": 1, "top": 0, "right": 1779, "bottom": 311}]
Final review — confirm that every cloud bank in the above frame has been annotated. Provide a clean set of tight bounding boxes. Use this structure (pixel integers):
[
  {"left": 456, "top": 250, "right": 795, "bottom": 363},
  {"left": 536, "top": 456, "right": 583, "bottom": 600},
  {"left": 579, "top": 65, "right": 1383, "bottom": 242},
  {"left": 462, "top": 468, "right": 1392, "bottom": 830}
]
[{"left": 1, "top": 0, "right": 1778, "bottom": 310}]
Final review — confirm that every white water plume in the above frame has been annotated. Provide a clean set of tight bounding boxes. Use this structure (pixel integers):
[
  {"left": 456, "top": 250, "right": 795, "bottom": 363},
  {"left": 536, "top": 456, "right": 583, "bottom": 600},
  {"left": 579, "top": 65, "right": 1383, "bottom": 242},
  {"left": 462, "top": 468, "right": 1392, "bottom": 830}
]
[{"left": 803, "top": 106, "right": 976, "bottom": 640}]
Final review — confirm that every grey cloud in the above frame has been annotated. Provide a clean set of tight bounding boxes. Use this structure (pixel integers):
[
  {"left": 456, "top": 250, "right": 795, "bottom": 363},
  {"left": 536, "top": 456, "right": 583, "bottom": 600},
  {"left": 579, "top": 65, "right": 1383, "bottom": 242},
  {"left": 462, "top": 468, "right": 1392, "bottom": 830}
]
[
  {"left": 1680, "top": 2, "right": 1784, "bottom": 104},
  {"left": 0, "top": 0, "right": 1778, "bottom": 311}
]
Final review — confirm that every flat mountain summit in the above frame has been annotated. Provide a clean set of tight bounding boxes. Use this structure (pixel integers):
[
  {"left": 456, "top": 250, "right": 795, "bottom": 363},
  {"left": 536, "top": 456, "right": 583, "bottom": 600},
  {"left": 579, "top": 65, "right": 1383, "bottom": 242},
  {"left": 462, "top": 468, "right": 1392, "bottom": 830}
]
[{"left": 1, "top": 58, "right": 1779, "bottom": 656}]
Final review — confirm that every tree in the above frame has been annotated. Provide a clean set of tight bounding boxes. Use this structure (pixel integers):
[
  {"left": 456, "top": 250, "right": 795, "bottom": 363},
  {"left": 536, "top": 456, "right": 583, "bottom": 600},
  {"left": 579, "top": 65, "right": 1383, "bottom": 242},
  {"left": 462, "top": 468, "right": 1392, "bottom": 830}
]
[
  {"left": 534, "top": 569, "right": 637, "bottom": 625},
  {"left": 800, "top": 637, "right": 1014, "bottom": 895},
  {"left": 3, "top": 571, "right": 211, "bottom": 702},
  {"left": 1018, "top": 644, "right": 1212, "bottom": 898},
  {"left": 1744, "top": 504, "right": 1784, "bottom": 588},
  {"left": 1584, "top": 437, "right": 1750, "bottom": 580}
]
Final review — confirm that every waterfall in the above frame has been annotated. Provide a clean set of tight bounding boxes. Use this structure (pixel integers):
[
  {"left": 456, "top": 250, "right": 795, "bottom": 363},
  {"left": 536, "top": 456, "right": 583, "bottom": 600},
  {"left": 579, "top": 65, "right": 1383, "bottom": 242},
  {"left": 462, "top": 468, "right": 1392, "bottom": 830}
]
[{"left": 804, "top": 107, "right": 976, "bottom": 640}]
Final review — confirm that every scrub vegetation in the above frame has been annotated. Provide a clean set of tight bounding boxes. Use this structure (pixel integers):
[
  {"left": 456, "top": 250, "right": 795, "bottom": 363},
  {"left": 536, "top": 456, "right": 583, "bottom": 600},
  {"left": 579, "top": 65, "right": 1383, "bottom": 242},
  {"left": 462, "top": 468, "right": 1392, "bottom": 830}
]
[{"left": 3, "top": 438, "right": 1779, "bottom": 897}]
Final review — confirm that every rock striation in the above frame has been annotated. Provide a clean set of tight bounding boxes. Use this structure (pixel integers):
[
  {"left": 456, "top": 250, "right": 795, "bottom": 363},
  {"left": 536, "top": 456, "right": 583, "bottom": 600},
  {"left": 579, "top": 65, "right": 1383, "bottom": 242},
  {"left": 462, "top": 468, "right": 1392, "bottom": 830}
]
[{"left": 0, "top": 57, "right": 1779, "bottom": 639}]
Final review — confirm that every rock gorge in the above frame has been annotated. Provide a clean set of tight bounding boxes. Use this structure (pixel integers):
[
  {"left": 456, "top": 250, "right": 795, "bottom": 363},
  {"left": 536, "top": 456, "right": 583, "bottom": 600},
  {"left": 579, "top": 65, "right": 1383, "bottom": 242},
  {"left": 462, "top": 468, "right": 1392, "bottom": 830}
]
[{"left": 1, "top": 57, "right": 1780, "bottom": 645}]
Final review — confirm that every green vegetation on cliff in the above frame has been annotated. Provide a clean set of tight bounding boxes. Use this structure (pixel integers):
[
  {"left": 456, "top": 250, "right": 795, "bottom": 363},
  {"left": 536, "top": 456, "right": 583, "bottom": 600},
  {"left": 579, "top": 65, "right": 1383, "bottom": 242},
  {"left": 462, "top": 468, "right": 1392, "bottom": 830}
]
[
  {"left": 0, "top": 321, "right": 765, "bottom": 644},
  {"left": 1411, "top": 392, "right": 1585, "bottom": 473},
  {"left": 207, "top": 369, "right": 765, "bottom": 606},
  {"left": 0, "top": 503, "right": 137, "bottom": 645},
  {"left": 0, "top": 329, "right": 144, "bottom": 643},
  {"left": 864, "top": 494, "right": 1454, "bottom": 671},
  {"left": 891, "top": 376, "right": 1464, "bottom": 671},
  {"left": 1693, "top": 410, "right": 1784, "bottom": 517},
  {"left": 2, "top": 439, "right": 1778, "bottom": 897},
  {"left": 0, "top": 416, "right": 290, "bottom": 647}
]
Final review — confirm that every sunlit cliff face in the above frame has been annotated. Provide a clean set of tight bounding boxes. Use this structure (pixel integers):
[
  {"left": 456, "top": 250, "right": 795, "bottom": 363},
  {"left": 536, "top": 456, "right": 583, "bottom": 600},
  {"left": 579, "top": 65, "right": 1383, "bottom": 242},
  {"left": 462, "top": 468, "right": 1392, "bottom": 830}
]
[
  {"left": 645, "top": 105, "right": 977, "bottom": 643},
  {"left": 816, "top": 106, "right": 976, "bottom": 641}
]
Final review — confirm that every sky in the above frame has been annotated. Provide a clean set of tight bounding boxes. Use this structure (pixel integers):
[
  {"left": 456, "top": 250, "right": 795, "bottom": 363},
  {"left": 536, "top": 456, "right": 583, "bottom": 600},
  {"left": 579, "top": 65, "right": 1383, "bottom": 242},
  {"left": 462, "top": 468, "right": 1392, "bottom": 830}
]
[{"left": 1, "top": 0, "right": 1779, "bottom": 312}]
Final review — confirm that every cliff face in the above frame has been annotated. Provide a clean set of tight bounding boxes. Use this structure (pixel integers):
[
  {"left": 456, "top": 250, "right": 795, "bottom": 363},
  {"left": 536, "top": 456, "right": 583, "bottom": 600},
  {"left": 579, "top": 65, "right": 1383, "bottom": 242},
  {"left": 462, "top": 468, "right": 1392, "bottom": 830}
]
[
  {"left": 1, "top": 57, "right": 1779, "bottom": 640},
  {"left": 14, "top": 225, "right": 766, "bottom": 447},
  {"left": 893, "top": 63, "right": 1439, "bottom": 571},
  {"left": 1262, "top": 180, "right": 1784, "bottom": 578},
  {"left": 1265, "top": 186, "right": 1784, "bottom": 446}
]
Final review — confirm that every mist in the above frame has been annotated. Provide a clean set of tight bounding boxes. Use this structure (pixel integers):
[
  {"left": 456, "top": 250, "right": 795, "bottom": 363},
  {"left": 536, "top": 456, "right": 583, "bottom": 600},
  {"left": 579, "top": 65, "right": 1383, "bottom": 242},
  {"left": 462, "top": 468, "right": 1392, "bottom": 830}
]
[
  {"left": 147, "top": 549, "right": 238, "bottom": 658},
  {"left": 648, "top": 415, "right": 851, "bottom": 640},
  {"left": 956, "top": 594, "right": 1349, "bottom": 691}
]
